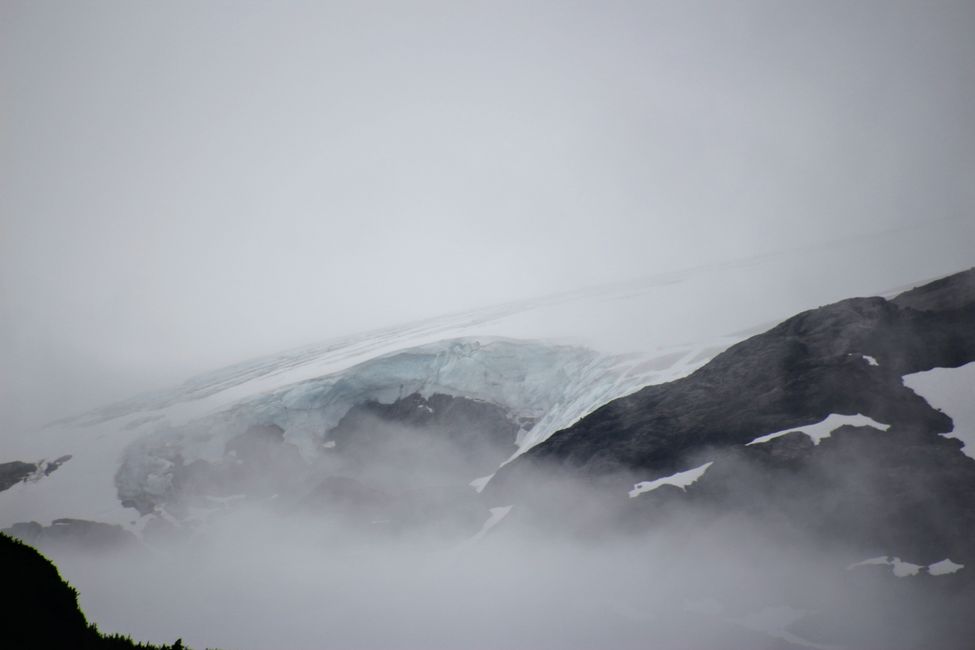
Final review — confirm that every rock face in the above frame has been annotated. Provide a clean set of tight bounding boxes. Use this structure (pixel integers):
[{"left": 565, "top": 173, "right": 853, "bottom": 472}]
[
  {"left": 502, "top": 294, "right": 973, "bottom": 479},
  {"left": 329, "top": 392, "right": 520, "bottom": 481},
  {"left": 294, "top": 393, "right": 520, "bottom": 536},
  {"left": 0, "top": 460, "right": 37, "bottom": 492},
  {"left": 490, "top": 269, "right": 975, "bottom": 561},
  {"left": 476, "top": 268, "right": 975, "bottom": 649},
  {"left": 0, "top": 455, "right": 71, "bottom": 492},
  {"left": 112, "top": 394, "right": 517, "bottom": 539}
]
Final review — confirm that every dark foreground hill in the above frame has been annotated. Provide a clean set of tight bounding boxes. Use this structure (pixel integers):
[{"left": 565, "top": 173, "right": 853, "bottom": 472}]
[{"left": 1, "top": 532, "right": 194, "bottom": 650}]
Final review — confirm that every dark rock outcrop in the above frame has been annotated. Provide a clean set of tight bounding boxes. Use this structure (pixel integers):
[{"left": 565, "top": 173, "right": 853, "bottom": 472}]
[
  {"left": 0, "top": 460, "right": 36, "bottom": 491},
  {"left": 481, "top": 268, "right": 975, "bottom": 649},
  {"left": 279, "top": 393, "right": 521, "bottom": 538},
  {"left": 489, "top": 269, "right": 975, "bottom": 560},
  {"left": 328, "top": 392, "right": 519, "bottom": 480},
  {"left": 0, "top": 455, "right": 71, "bottom": 492}
]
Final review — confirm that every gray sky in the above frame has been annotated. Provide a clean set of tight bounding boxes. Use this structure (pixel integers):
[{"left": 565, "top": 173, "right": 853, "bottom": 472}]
[{"left": 2, "top": 1, "right": 974, "bottom": 429}]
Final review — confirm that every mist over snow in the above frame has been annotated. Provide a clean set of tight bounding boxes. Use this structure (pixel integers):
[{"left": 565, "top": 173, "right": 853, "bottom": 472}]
[
  {"left": 2, "top": 2, "right": 975, "bottom": 650},
  {"left": 42, "top": 463, "right": 965, "bottom": 650}
]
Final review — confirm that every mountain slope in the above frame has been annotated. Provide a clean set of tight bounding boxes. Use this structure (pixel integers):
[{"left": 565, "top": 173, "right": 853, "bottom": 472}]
[
  {"left": 2, "top": 263, "right": 974, "bottom": 650},
  {"left": 490, "top": 269, "right": 975, "bottom": 561}
]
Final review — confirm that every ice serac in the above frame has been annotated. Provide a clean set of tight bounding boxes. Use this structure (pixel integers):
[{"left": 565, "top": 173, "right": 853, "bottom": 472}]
[{"left": 109, "top": 337, "right": 690, "bottom": 527}]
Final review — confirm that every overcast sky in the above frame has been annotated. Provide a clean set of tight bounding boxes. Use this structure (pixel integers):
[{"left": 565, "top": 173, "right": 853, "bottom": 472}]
[{"left": 2, "top": 1, "right": 974, "bottom": 428}]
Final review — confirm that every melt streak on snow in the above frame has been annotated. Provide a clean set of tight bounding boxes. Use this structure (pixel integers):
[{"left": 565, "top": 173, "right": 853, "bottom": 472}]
[
  {"left": 903, "top": 362, "right": 975, "bottom": 459},
  {"left": 746, "top": 413, "right": 891, "bottom": 446},
  {"left": 629, "top": 462, "right": 714, "bottom": 498}
]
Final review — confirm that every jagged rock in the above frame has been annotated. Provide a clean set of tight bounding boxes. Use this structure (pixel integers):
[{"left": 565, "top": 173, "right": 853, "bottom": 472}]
[
  {"left": 0, "top": 455, "right": 72, "bottom": 492},
  {"left": 0, "top": 460, "right": 37, "bottom": 492},
  {"left": 892, "top": 267, "right": 975, "bottom": 313}
]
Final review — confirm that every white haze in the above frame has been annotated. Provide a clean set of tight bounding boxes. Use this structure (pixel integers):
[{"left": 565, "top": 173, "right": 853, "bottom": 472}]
[
  {"left": 33, "top": 420, "right": 971, "bottom": 650},
  {"left": 44, "top": 451, "right": 956, "bottom": 650},
  {"left": 2, "top": 3, "right": 975, "bottom": 649},
  {"left": 2, "top": 0, "right": 975, "bottom": 430},
  {"left": 54, "top": 514, "right": 854, "bottom": 650}
]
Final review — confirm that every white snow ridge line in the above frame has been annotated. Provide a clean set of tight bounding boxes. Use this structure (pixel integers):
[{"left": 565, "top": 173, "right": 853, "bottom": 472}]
[{"left": 629, "top": 462, "right": 713, "bottom": 498}]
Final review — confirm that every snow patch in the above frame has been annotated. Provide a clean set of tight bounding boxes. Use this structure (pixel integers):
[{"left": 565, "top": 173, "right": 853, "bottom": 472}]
[
  {"left": 891, "top": 558, "right": 923, "bottom": 577},
  {"left": 469, "top": 475, "right": 493, "bottom": 493},
  {"left": 903, "top": 362, "right": 975, "bottom": 459},
  {"left": 468, "top": 506, "right": 513, "bottom": 542},
  {"left": 747, "top": 413, "right": 890, "bottom": 446},
  {"left": 629, "top": 462, "right": 713, "bottom": 498},
  {"left": 928, "top": 559, "right": 964, "bottom": 576},
  {"left": 846, "top": 556, "right": 922, "bottom": 577}
]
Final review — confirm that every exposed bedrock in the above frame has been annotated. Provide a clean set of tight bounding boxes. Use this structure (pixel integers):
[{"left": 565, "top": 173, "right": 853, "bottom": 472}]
[
  {"left": 0, "top": 455, "right": 72, "bottom": 493},
  {"left": 488, "top": 269, "right": 975, "bottom": 564}
]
